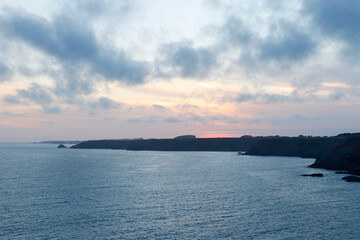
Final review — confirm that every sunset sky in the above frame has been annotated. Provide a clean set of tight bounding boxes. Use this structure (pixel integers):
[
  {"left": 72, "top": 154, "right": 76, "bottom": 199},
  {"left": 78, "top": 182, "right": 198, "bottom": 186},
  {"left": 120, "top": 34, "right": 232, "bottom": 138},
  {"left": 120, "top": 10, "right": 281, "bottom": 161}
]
[{"left": 1, "top": 0, "right": 360, "bottom": 142}]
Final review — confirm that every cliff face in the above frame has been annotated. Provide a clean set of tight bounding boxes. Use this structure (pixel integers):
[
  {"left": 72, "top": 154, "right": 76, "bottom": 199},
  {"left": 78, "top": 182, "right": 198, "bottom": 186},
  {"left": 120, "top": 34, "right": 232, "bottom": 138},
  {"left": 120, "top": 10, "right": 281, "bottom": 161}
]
[
  {"left": 245, "top": 135, "right": 360, "bottom": 170},
  {"left": 309, "top": 137, "right": 360, "bottom": 170},
  {"left": 245, "top": 137, "right": 346, "bottom": 159}
]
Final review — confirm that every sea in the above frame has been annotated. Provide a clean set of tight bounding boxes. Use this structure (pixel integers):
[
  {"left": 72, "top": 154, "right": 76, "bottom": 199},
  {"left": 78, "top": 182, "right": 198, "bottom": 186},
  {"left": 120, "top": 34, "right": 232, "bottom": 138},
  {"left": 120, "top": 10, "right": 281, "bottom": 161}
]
[{"left": 1, "top": 143, "right": 360, "bottom": 239}]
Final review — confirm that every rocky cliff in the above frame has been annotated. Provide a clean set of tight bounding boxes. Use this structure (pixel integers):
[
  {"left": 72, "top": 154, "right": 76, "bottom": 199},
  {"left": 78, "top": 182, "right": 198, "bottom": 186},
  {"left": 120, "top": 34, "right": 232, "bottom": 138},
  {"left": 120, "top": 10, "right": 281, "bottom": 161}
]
[{"left": 309, "top": 136, "right": 360, "bottom": 170}]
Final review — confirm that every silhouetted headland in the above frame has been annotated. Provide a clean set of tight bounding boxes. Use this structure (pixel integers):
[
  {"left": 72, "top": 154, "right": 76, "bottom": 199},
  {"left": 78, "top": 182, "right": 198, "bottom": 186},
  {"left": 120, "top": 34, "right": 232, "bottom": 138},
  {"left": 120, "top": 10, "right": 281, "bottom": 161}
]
[
  {"left": 244, "top": 135, "right": 347, "bottom": 158},
  {"left": 244, "top": 133, "right": 360, "bottom": 172},
  {"left": 71, "top": 133, "right": 360, "bottom": 177},
  {"left": 309, "top": 135, "right": 360, "bottom": 171},
  {"left": 71, "top": 135, "right": 262, "bottom": 152}
]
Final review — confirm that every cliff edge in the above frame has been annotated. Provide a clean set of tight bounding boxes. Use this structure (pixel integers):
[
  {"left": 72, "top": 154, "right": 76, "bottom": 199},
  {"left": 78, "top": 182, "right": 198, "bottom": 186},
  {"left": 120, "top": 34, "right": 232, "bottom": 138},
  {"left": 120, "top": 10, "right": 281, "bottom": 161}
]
[{"left": 309, "top": 136, "right": 360, "bottom": 170}]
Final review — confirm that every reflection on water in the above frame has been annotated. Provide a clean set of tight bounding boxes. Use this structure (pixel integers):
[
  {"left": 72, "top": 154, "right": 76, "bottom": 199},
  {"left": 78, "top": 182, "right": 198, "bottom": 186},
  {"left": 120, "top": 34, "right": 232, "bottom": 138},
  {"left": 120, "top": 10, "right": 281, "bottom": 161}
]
[{"left": 1, "top": 143, "right": 360, "bottom": 239}]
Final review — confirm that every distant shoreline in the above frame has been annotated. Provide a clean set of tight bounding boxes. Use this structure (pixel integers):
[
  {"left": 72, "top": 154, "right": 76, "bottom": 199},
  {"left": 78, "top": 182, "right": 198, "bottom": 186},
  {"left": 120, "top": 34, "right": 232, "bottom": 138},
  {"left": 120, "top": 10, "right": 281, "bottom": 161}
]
[
  {"left": 70, "top": 133, "right": 360, "bottom": 172},
  {"left": 70, "top": 137, "right": 262, "bottom": 152}
]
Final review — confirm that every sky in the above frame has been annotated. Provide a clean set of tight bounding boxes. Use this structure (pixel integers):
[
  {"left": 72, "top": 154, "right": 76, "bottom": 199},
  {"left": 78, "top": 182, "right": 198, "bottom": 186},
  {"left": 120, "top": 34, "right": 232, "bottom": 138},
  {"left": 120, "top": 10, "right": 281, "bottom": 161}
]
[{"left": 0, "top": 0, "right": 360, "bottom": 142}]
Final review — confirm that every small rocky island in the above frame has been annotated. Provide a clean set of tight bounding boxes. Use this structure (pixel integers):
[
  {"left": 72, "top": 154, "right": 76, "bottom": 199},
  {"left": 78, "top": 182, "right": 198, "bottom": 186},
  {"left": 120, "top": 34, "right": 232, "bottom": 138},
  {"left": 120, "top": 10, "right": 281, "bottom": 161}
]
[
  {"left": 301, "top": 173, "right": 324, "bottom": 177},
  {"left": 57, "top": 144, "right": 67, "bottom": 148}
]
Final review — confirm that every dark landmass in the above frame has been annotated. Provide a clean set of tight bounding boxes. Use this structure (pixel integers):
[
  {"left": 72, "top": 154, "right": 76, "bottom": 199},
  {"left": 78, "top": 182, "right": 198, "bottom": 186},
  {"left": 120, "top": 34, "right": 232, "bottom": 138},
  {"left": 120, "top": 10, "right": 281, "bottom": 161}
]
[
  {"left": 70, "top": 133, "right": 360, "bottom": 178},
  {"left": 244, "top": 133, "right": 360, "bottom": 174},
  {"left": 57, "top": 144, "right": 67, "bottom": 148},
  {"left": 301, "top": 173, "right": 324, "bottom": 177},
  {"left": 244, "top": 133, "right": 360, "bottom": 182},
  {"left": 71, "top": 137, "right": 263, "bottom": 151},
  {"left": 309, "top": 136, "right": 360, "bottom": 170},
  {"left": 70, "top": 134, "right": 359, "bottom": 156},
  {"left": 36, "top": 141, "right": 81, "bottom": 144},
  {"left": 244, "top": 136, "right": 348, "bottom": 158},
  {"left": 347, "top": 169, "right": 360, "bottom": 176}
]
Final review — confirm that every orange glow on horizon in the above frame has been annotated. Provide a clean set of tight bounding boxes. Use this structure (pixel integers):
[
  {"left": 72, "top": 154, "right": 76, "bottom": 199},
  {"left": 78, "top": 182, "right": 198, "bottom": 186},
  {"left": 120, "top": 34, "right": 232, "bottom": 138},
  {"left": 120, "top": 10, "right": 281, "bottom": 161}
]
[{"left": 199, "top": 132, "right": 241, "bottom": 138}]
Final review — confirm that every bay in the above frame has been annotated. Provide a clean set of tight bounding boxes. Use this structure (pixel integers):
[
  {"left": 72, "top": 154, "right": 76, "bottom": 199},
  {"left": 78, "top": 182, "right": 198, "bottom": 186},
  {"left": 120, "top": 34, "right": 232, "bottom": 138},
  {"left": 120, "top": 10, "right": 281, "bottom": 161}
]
[{"left": 1, "top": 143, "right": 359, "bottom": 239}]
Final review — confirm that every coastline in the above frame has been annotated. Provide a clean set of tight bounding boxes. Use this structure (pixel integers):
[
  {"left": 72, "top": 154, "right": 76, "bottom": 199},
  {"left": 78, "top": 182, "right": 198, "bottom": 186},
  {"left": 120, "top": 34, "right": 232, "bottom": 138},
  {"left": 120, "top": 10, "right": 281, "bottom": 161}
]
[{"left": 70, "top": 133, "right": 360, "bottom": 175}]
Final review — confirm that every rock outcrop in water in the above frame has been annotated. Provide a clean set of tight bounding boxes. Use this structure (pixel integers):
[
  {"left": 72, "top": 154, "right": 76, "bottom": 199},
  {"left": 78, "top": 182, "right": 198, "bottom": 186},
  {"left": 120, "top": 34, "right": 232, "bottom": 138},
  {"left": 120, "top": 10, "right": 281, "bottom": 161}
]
[
  {"left": 301, "top": 173, "right": 324, "bottom": 177},
  {"left": 342, "top": 176, "right": 360, "bottom": 182},
  {"left": 57, "top": 144, "right": 67, "bottom": 148}
]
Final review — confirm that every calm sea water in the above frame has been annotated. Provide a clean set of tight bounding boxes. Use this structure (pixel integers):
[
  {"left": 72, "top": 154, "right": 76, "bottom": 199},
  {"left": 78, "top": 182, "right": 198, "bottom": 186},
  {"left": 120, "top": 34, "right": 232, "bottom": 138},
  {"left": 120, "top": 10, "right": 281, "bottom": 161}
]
[{"left": 1, "top": 143, "right": 360, "bottom": 239}]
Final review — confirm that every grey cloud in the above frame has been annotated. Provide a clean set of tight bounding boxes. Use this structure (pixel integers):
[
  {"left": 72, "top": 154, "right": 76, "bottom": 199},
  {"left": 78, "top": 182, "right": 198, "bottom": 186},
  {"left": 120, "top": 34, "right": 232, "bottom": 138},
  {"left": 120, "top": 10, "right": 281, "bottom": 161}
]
[
  {"left": 164, "top": 117, "right": 181, "bottom": 123},
  {"left": 3, "top": 95, "right": 21, "bottom": 104},
  {"left": 16, "top": 83, "right": 53, "bottom": 105},
  {"left": 328, "top": 89, "right": 349, "bottom": 101},
  {"left": 75, "top": 0, "right": 133, "bottom": 18},
  {"left": 223, "top": 17, "right": 253, "bottom": 46},
  {"left": 1, "top": 12, "right": 98, "bottom": 62},
  {"left": 160, "top": 41, "right": 217, "bottom": 78},
  {"left": 243, "top": 114, "right": 309, "bottom": 126},
  {"left": 3, "top": 83, "right": 62, "bottom": 114},
  {"left": 52, "top": 66, "right": 94, "bottom": 100},
  {"left": 261, "top": 93, "right": 290, "bottom": 103},
  {"left": 0, "top": 62, "right": 12, "bottom": 82},
  {"left": 258, "top": 25, "right": 316, "bottom": 64},
  {"left": 236, "top": 92, "right": 303, "bottom": 104},
  {"left": 304, "top": 0, "right": 360, "bottom": 60},
  {"left": 236, "top": 89, "right": 351, "bottom": 104},
  {"left": 208, "top": 115, "right": 240, "bottom": 124},
  {"left": 182, "top": 112, "right": 208, "bottom": 123},
  {"left": 176, "top": 112, "right": 239, "bottom": 124},
  {"left": 127, "top": 112, "right": 239, "bottom": 124},
  {"left": 328, "top": 92, "right": 344, "bottom": 101},
  {"left": 1, "top": 8, "right": 149, "bottom": 85},
  {"left": 176, "top": 103, "right": 199, "bottom": 110},
  {"left": 88, "top": 97, "right": 121, "bottom": 110},
  {"left": 153, "top": 104, "right": 167, "bottom": 111},
  {"left": 267, "top": 114, "right": 308, "bottom": 126},
  {"left": 76, "top": 0, "right": 107, "bottom": 16},
  {"left": 221, "top": 16, "right": 316, "bottom": 69},
  {"left": 1, "top": 111, "right": 26, "bottom": 117},
  {"left": 42, "top": 105, "right": 62, "bottom": 114},
  {"left": 92, "top": 52, "right": 148, "bottom": 84},
  {"left": 127, "top": 115, "right": 159, "bottom": 123},
  {"left": 127, "top": 114, "right": 183, "bottom": 124},
  {"left": 236, "top": 93, "right": 254, "bottom": 102}
]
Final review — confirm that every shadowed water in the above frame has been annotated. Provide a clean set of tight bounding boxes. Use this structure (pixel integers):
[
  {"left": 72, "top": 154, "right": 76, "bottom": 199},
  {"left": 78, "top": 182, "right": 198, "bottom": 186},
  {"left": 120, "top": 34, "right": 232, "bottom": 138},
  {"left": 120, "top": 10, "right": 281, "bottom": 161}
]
[{"left": 1, "top": 143, "right": 359, "bottom": 239}]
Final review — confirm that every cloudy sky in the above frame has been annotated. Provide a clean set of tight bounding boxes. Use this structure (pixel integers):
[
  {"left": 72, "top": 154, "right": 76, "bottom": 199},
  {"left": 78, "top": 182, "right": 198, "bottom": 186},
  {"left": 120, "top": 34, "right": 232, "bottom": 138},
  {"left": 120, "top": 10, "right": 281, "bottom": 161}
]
[{"left": 0, "top": 0, "right": 359, "bottom": 141}]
